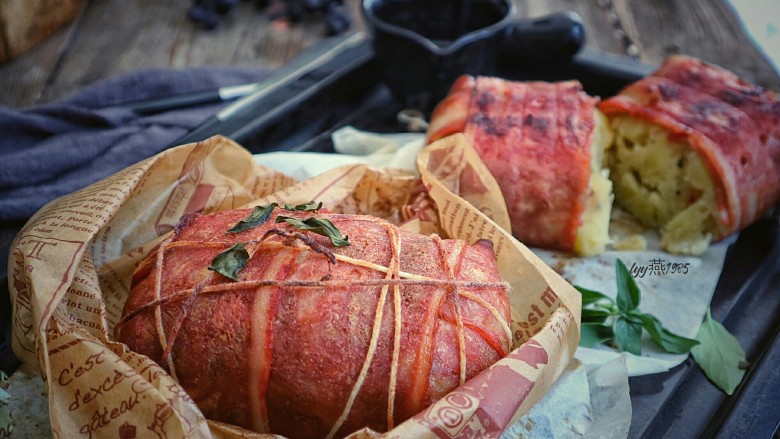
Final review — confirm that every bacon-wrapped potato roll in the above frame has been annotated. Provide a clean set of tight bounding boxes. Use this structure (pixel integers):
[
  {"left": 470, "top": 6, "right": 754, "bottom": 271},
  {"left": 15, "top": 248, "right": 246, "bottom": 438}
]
[
  {"left": 428, "top": 76, "right": 614, "bottom": 255},
  {"left": 599, "top": 55, "right": 780, "bottom": 254}
]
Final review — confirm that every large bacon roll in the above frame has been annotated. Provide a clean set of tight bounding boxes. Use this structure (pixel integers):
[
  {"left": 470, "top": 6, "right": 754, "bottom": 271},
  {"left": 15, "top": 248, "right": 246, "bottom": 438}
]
[
  {"left": 427, "top": 76, "right": 614, "bottom": 255},
  {"left": 115, "top": 206, "right": 511, "bottom": 439},
  {"left": 599, "top": 55, "right": 780, "bottom": 254}
]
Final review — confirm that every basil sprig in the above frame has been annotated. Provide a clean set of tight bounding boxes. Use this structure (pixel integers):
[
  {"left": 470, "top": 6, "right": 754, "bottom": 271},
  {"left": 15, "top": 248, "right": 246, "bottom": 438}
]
[
  {"left": 577, "top": 258, "right": 746, "bottom": 394},
  {"left": 227, "top": 203, "right": 278, "bottom": 233},
  {"left": 276, "top": 216, "right": 350, "bottom": 247},
  {"left": 208, "top": 243, "right": 249, "bottom": 280},
  {"left": 227, "top": 201, "right": 325, "bottom": 233},
  {"left": 212, "top": 201, "right": 348, "bottom": 282},
  {"left": 284, "top": 201, "right": 323, "bottom": 212}
]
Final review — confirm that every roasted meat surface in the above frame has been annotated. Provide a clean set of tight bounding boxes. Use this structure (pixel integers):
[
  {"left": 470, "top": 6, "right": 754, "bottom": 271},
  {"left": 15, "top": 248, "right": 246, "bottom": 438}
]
[
  {"left": 427, "top": 76, "right": 610, "bottom": 253},
  {"left": 115, "top": 207, "right": 511, "bottom": 439}
]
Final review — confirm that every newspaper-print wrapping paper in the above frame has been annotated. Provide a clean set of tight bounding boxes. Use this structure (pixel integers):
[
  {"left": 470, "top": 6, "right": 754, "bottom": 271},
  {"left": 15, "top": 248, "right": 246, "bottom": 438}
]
[{"left": 9, "top": 134, "right": 580, "bottom": 438}]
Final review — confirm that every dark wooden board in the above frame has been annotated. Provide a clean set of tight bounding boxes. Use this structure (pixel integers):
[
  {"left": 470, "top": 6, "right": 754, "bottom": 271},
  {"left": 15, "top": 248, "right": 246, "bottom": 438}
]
[{"left": 1, "top": 0, "right": 778, "bottom": 108}]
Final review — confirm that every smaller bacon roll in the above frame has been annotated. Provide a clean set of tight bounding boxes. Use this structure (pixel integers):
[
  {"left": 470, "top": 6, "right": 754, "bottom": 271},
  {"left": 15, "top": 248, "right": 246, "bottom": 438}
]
[
  {"left": 599, "top": 55, "right": 780, "bottom": 254},
  {"left": 428, "top": 76, "right": 614, "bottom": 255}
]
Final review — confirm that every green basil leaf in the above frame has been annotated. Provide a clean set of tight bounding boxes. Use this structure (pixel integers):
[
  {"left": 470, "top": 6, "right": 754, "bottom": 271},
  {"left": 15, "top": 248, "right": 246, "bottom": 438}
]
[
  {"left": 615, "top": 259, "right": 641, "bottom": 313},
  {"left": 284, "top": 201, "right": 323, "bottom": 212},
  {"left": 575, "top": 285, "right": 613, "bottom": 306},
  {"left": 582, "top": 308, "right": 612, "bottom": 324},
  {"left": 621, "top": 311, "right": 644, "bottom": 324},
  {"left": 636, "top": 312, "right": 699, "bottom": 354},
  {"left": 614, "top": 316, "right": 643, "bottom": 355},
  {"left": 277, "top": 216, "right": 350, "bottom": 247},
  {"left": 580, "top": 323, "right": 614, "bottom": 348},
  {"left": 691, "top": 308, "right": 746, "bottom": 395},
  {"left": 227, "top": 203, "right": 278, "bottom": 233},
  {"left": 208, "top": 243, "right": 249, "bottom": 280}
]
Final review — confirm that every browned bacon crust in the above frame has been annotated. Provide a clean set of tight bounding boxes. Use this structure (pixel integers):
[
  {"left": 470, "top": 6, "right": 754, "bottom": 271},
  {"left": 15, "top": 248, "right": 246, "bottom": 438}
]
[
  {"left": 599, "top": 55, "right": 780, "bottom": 237},
  {"left": 428, "top": 76, "right": 599, "bottom": 251},
  {"left": 115, "top": 208, "right": 511, "bottom": 439}
]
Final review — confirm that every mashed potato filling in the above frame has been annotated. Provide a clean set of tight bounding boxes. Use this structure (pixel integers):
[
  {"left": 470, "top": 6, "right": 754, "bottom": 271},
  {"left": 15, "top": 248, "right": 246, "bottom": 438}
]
[
  {"left": 608, "top": 115, "right": 725, "bottom": 255},
  {"left": 573, "top": 110, "right": 614, "bottom": 256}
]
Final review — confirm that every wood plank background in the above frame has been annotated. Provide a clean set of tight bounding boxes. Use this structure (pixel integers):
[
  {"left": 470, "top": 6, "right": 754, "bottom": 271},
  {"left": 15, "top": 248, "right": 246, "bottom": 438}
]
[{"left": 1, "top": 0, "right": 778, "bottom": 108}]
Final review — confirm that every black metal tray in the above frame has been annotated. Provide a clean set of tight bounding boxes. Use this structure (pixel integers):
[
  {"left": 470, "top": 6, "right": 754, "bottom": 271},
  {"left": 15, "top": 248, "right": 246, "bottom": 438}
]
[{"left": 2, "top": 33, "right": 779, "bottom": 439}]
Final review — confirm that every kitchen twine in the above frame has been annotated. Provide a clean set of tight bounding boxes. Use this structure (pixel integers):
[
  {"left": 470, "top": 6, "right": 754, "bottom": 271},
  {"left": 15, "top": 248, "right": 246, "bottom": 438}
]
[{"left": 114, "top": 214, "right": 513, "bottom": 437}]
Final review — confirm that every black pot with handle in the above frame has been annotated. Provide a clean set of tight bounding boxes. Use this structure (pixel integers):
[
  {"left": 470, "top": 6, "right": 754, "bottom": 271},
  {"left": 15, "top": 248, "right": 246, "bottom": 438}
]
[{"left": 362, "top": 0, "right": 585, "bottom": 111}]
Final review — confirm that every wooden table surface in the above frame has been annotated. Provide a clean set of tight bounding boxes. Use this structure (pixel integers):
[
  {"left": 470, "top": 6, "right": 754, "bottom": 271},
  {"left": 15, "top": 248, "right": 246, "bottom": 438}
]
[{"left": 0, "top": 0, "right": 778, "bottom": 109}]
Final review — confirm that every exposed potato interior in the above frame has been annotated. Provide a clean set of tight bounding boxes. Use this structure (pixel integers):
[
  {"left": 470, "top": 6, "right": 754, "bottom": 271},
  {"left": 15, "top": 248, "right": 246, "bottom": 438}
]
[
  {"left": 608, "top": 115, "right": 724, "bottom": 255},
  {"left": 573, "top": 110, "right": 614, "bottom": 256}
]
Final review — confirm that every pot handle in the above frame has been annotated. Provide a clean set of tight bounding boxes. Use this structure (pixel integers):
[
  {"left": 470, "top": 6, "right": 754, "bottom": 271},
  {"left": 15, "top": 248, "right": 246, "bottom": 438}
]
[{"left": 502, "top": 11, "right": 585, "bottom": 61}]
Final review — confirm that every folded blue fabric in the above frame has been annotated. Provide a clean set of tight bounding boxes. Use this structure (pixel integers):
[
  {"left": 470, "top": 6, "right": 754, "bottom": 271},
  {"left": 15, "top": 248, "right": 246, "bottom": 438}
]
[{"left": 0, "top": 66, "right": 270, "bottom": 221}]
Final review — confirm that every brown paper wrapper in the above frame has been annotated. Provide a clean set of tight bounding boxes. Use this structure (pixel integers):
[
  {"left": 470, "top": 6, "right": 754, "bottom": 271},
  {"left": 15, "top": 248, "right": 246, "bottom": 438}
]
[{"left": 8, "top": 134, "right": 580, "bottom": 438}]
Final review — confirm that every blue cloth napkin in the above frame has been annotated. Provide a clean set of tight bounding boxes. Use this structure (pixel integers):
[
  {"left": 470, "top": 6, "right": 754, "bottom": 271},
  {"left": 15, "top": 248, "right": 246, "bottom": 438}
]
[{"left": 0, "top": 66, "right": 270, "bottom": 221}]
